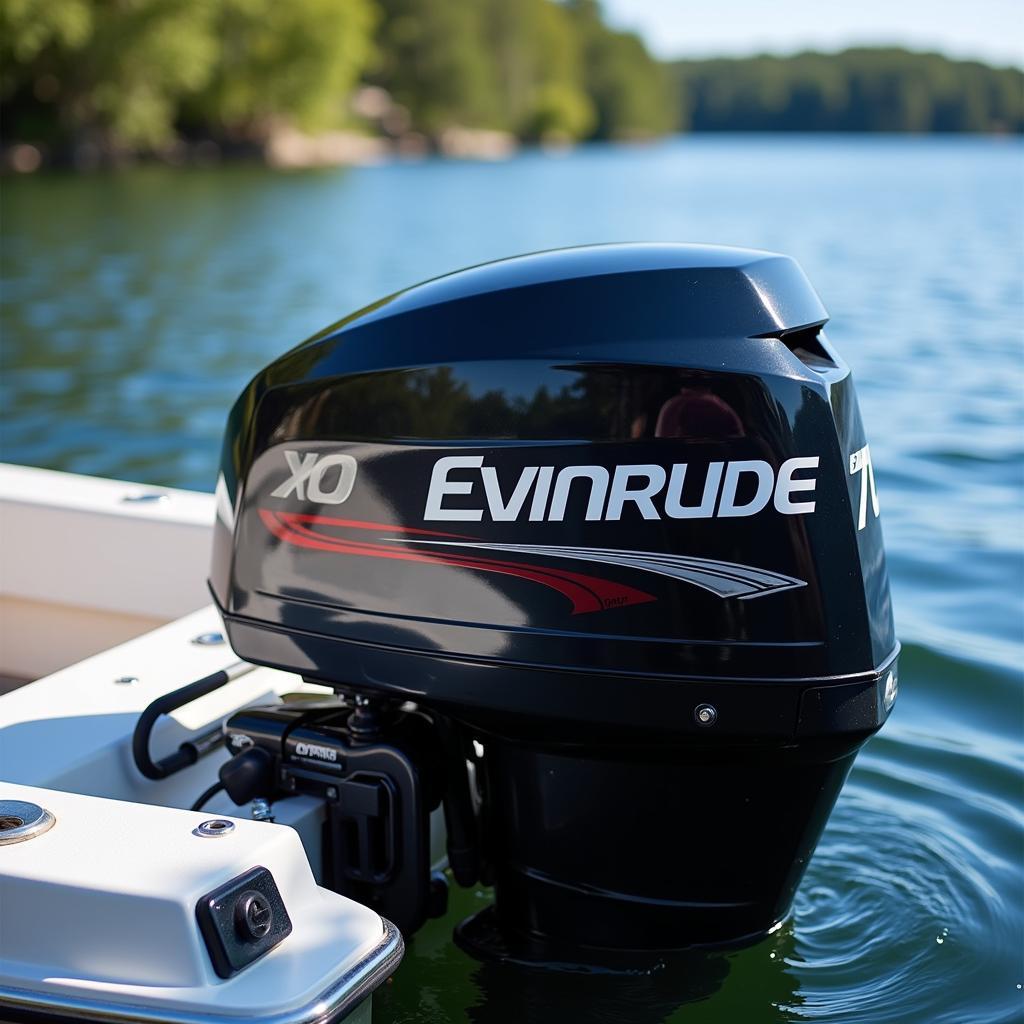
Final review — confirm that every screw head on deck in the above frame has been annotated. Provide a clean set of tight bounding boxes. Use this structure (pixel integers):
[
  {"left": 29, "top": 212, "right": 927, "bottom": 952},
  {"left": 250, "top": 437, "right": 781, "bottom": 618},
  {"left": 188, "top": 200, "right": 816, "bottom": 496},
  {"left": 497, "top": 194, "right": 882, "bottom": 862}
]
[
  {"left": 193, "top": 819, "right": 236, "bottom": 838},
  {"left": 191, "top": 632, "right": 225, "bottom": 646}
]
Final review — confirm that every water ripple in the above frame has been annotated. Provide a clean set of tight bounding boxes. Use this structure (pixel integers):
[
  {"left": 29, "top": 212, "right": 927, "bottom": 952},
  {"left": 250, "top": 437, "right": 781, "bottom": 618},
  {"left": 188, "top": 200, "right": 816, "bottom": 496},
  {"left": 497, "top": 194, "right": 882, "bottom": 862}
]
[{"left": 783, "top": 760, "right": 1022, "bottom": 1024}]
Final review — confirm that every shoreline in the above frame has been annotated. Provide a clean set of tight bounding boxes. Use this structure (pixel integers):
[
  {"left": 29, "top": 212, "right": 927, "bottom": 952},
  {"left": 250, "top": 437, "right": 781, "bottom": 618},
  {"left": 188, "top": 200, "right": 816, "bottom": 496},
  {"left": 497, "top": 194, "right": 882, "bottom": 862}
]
[{"left": 3, "top": 126, "right": 1020, "bottom": 175}]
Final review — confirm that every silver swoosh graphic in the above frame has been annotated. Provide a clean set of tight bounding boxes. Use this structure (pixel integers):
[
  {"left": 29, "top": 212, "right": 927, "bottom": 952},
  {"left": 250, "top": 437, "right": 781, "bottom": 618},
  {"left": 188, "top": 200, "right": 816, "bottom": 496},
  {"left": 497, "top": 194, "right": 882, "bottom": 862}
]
[{"left": 385, "top": 539, "right": 805, "bottom": 600}]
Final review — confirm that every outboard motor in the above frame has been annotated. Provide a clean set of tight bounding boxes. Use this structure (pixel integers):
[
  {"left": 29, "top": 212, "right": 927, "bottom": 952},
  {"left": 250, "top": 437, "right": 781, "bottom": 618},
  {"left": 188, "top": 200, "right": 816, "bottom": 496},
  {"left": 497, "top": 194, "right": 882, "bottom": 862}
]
[{"left": 210, "top": 244, "right": 898, "bottom": 964}]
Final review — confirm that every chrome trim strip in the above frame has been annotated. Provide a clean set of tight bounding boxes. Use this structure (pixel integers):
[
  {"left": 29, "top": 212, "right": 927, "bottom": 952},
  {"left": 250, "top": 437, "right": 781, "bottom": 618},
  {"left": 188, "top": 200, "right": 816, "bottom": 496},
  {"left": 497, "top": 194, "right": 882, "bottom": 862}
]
[{"left": 0, "top": 918, "right": 403, "bottom": 1024}]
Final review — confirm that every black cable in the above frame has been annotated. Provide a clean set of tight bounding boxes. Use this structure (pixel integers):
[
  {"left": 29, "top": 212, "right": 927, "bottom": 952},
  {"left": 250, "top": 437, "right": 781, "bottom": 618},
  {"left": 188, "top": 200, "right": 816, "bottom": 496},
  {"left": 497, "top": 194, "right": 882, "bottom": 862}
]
[
  {"left": 132, "top": 662, "right": 251, "bottom": 781},
  {"left": 432, "top": 712, "right": 480, "bottom": 887},
  {"left": 191, "top": 781, "right": 226, "bottom": 812}
]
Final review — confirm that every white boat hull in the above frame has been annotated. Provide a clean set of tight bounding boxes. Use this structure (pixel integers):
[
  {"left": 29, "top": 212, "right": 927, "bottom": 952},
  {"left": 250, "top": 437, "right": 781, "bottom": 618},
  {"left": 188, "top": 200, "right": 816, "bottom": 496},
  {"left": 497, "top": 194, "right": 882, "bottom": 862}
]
[{"left": 0, "top": 464, "right": 405, "bottom": 1022}]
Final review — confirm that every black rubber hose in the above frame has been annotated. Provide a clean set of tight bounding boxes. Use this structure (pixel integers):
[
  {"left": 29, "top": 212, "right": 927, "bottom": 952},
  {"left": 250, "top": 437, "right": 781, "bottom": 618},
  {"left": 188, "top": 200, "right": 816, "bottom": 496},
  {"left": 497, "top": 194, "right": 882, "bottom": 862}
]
[
  {"left": 132, "top": 661, "right": 253, "bottom": 780},
  {"left": 190, "top": 781, "right": 226, "bottom": 812},
  {"left": 434, "top": 713, "right": 480, "bottom": 887}
]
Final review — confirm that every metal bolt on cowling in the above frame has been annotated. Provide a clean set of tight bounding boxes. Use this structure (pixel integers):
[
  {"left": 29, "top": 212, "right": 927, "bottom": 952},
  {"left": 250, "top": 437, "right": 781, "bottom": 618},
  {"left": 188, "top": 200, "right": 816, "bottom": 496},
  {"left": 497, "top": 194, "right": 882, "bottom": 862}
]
[
  {"left": 883, "top": 671, "right": 899, "bottom": 712},
  {"left": 694, "top": 704, "right": 718, "bottom": 727}
]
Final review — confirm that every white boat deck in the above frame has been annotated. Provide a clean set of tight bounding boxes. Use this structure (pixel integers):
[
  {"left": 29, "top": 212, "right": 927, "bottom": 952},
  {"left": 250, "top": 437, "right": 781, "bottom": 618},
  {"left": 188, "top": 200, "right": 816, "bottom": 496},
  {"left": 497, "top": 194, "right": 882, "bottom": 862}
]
[
  {"left": 0, "top": 462, "right": 216, "bottom": 681},
  {"left": 0, "top": 463, "right": 402, "bottom": 1022}
]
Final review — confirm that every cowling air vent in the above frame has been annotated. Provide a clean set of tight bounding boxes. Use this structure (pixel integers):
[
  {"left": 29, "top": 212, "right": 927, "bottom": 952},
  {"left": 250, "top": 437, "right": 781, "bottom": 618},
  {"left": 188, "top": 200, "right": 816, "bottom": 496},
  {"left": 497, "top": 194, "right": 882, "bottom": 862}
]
[{"left": 754, "top": 320, "right": 839, "bottom": 372}]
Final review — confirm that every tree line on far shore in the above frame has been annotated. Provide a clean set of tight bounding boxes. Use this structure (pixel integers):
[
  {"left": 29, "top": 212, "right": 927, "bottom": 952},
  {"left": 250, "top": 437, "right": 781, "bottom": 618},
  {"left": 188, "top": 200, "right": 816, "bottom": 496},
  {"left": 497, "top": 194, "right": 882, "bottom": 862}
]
[
  {"left": 1, "top": 0, "right": 1020, "bottom": 167},
  {"left": 676, "top": 49, "right": 1023, "bottom": 133}
]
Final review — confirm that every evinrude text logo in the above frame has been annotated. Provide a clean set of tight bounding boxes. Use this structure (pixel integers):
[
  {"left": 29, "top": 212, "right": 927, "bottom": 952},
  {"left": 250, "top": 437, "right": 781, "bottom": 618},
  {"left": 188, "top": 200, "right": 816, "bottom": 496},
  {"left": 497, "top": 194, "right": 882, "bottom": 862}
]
[
  {"left": 424, "top": 455, "right": 820, "bottom": 523},
  {"left": 272, "top": 451, "right": 358, "bottom": 504}
]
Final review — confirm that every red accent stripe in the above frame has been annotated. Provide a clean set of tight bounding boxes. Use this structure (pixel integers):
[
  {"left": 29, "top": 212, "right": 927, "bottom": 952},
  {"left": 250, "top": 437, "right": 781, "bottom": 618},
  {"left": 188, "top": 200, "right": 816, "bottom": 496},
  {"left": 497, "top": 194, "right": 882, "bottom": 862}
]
[
  {"left": 280, "top": 512, "right": 473, "bottom": 539},
  {"left": 279, "top": 515, "right": 636, "bottom": 613},
  {"left": 258, "top": 510, "right": 654, "bottom": 615},
  {"left": 275, "top": 514, "right": 645, "bottom": 605},
  {"left": 265, "top": 512, "right": 608, "bottom": 614}
]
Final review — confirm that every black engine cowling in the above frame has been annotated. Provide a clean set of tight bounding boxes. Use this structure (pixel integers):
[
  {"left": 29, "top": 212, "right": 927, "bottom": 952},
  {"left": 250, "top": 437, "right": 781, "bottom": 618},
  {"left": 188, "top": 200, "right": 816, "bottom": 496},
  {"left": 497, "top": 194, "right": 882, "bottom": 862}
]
[{"left": 210, "top": 244, "right": 898, "bottom": 961}]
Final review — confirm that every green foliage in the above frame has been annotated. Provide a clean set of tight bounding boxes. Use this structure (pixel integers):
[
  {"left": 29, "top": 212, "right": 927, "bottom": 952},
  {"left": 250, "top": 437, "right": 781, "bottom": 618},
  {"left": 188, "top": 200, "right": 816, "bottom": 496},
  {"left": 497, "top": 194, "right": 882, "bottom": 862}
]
[
  {"left": 83, "top": 1, "right": 221, "bottom": 148},
  {"left": 366, "top": 0, "right": 665, "bottom": 142},
  {"left": 1, "top": 1, "right": 1019, "bottom": 161},
  {"left": 527, "top": 1, "right": 595, "bottom": 140},
  {"left": 370, "top": 0, "right": 503, "bottom": 133},
  {"left": 567, "top": 0, "right": 677, "bottom": 139},
  {"left": 674, "top": 49, "right": 1024, "bottom": 133},
  {"left": 522, "top": 82, "right": 595, "bottom": 142},
  {"left": 0, "top": 0, "right": 376, "bottom": 151},
  {"left": 0, "top": 0, "right": 92, "bottom": 67},
  {"left": 1, "top": 0, "right": 222, "bottom": 148},
  {"left": 0, "top": 0, "right": 664, "bottom": 151},
  {"left": 189, "top": 0, "right": 377, "bottom": 137},
  {"left": 482, "top": 0, "right": 594, "bottom": 141}
]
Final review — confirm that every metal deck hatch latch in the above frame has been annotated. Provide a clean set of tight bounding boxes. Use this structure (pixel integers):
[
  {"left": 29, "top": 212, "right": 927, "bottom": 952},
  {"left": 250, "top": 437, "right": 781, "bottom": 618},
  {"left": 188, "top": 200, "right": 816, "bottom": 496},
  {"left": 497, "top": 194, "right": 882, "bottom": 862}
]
[{"left": 0, "top": 799, "right": 56, "bottom": 845}]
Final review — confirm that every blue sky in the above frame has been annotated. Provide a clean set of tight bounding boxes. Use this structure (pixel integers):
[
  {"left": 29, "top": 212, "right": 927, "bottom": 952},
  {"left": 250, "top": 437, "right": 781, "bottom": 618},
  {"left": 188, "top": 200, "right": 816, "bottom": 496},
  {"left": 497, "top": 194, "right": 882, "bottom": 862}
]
[{"left": 603, "top": 0, "right": 1024, "bottom": 67}]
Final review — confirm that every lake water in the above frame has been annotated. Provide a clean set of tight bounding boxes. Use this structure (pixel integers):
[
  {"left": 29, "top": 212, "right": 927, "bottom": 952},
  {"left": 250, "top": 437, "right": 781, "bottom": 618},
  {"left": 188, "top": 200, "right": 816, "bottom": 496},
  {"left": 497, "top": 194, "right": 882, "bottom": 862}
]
[{"left": 2, "top": 136, "right": 1022, "bottom": 1023}]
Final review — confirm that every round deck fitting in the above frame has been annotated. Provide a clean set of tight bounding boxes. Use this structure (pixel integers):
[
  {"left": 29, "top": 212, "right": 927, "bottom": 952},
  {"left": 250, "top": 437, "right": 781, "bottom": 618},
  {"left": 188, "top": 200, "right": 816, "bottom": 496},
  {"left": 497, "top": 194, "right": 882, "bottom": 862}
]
[
  {"left": 193, "top": 818, "right": 236, "bottom": 838},
  {"left": 0, "top": 800, "right": 55, "bottom": 845},
  {"left": 191, "top": 632, "right": 225, "bottom": 646}
]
